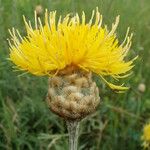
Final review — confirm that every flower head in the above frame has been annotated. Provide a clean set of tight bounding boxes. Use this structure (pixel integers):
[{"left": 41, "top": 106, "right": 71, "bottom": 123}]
[
  {"left": 8, "top": 8, "right": 136, "bottom": 91},
  {"left": 35, "top": 5, "right": 43, "bottom": 16},
  {"left": 142, "top": 123, "right": 150, "bottom": 149},
  {"left": 138, "top": 83, "right": 146, "bottom": 93}
]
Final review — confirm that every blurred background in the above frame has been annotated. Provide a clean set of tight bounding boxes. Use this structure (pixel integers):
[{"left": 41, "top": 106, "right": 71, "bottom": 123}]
[{"left": 0, "top": 0, "right": 150, "bottom": 149}]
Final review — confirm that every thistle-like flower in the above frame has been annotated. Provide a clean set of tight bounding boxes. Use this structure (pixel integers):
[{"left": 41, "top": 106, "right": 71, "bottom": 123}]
[
  {"left": 9, "top": 8, "right": 136, "bottom": 92},
  {"left": 8, "top": 8, "right": 136, "bottom": 150},
  {"left": 142, "top": 123, "right": 150, "bottom": 149}
]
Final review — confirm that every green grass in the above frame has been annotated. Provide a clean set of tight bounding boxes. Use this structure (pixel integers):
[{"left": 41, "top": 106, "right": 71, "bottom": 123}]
[{"left": 0, "top": 0, "right": 150, "bottom": 149}]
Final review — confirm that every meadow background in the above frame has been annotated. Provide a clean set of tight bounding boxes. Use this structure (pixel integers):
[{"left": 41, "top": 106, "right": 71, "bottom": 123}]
[{"left": 0, "top": 0, "right": 150, "bottom": 149}]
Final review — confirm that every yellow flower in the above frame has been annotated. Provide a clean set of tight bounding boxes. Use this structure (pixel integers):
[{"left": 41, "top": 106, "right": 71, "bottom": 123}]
[
  {"left": 8, "top": 8, "right": 136, "bottom": 91},
  {"left": 142, "top": 123, "right": 150, "bottom": 149}
]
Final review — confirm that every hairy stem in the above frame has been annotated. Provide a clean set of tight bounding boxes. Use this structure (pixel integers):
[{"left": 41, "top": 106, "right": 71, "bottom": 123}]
[{"left": 66, "top": 121, "right": 80, "bottom": 150}]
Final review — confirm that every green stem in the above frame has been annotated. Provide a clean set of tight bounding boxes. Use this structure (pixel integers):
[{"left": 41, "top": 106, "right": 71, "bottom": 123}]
[{"left": 66, "top": 121, "right": 80, "bottom": 150}]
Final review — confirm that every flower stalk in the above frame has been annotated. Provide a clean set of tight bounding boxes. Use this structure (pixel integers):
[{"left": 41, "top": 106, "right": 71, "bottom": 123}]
[{"left": 66, "top": 121, "right": 80, "bottom": 150}]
